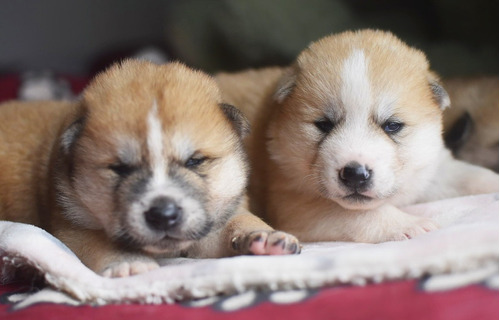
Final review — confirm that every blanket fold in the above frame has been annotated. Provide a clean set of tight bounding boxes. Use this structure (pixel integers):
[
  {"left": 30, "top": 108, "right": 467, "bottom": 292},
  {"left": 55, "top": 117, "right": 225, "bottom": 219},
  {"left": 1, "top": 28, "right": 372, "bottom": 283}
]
[{"left": 0, "top": 194, "right": 498, "bottom": 306}]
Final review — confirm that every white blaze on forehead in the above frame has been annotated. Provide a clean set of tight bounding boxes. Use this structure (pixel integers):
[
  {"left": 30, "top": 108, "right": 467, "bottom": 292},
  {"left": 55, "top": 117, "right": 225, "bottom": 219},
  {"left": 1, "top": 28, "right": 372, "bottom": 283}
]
[
  {"left": 341, "top": 49, "right": 372, "bottom": 117},
  {"left": 147, "top": 100, "right": 167, "bottom": 185}
]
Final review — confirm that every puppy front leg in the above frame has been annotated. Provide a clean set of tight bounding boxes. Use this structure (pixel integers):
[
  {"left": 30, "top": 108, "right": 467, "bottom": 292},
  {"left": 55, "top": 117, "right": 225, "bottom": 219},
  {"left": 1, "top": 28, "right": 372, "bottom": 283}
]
[
  {"left": 54, "top": 227, "right": 159, "bottom": 277},
  {"left": 348, "top": 204, "right": 439, "bottom": 243},
  {"left": 284, "top": 203, "right": 438, "bottom": 243},
  {"left": 191, "top": 207, "right": 301, "bottom": 258}
]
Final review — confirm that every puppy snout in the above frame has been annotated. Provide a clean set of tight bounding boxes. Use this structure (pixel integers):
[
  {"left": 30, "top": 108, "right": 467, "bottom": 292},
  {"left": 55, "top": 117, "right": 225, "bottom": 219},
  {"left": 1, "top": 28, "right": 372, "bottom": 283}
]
[
  {"left": 339, "top": 162, "right": 372, "bottom": 189},
  {"left": 144, "top": 196, "right": 182, "bottom": 231}
]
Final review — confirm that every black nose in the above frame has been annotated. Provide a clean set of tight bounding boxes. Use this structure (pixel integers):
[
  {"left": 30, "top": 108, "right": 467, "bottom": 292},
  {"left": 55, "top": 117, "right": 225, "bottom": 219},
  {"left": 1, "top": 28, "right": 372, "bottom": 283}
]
[
  {"left": 144, "top": 197, "right": 182, "bottom": 231},
  {"left": 339, "top": 162, "right": 372, "bottom": 189}
]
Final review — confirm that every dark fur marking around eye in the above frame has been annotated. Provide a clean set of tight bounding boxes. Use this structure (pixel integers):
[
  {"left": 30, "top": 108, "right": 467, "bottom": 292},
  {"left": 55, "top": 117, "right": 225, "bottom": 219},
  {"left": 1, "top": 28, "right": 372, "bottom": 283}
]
[
  {"left": 109, "top": 163, "right": 142, "bottom": 195},
  {"left": 185, "top": 156, "right": 207, "bottom": 169},
  {"left": 168, "top": 166, "right": 208, "bottom": 202},
  {"left": 128, "top": 175, "right": 149, "bottom": 201},
  {"left": 184, "top": 154, "right": 215, "bottom": 179},
  {"left": 314, "top": 118, "right": 335, "bottom": 134},
  {"left": 109, "top": 163, "right": 137, "bottom": 177},
  {"left": 314, "top": 115, "right": 344, "bottom": 148}
]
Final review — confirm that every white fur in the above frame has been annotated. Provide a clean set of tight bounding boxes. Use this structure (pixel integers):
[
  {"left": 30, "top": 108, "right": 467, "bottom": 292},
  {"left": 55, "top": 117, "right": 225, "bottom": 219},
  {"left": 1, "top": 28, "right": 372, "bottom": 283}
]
[
  {"left": 318, "top": 50, "right": 398, "bottom": 208},
  {"left": 340, "top": 49, "right": 372, "bottom": 119},
  {"left": 321, "top": 124, "right": 398, "bottom": 208},
  {"left": 147, "top": 100, "right": 167, "bottom": 186},
  {"left": 209, "top": 155, "right": 247, "bottom": 212},
  {"left": 390, "top": 123, "right": 443, "bottom": 206}
]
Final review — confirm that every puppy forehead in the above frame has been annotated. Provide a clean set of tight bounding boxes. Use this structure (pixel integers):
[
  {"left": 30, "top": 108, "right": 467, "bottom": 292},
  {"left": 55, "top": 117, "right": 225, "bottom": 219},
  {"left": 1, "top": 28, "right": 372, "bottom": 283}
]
[
  {"left": 295, "top": 31, "right": 435, "bottom": 117},
  {"left": 81, "top": 61, "right": 236, "bottom": 156},
  {"left": 83, "top": 60, "right": 223, "bottom": 126},
  {"left": 300, "top": 30, "right": 430, "bottom": 79},
  {"left": 106, "top": 98, "right": 235, "bottom": 161}
]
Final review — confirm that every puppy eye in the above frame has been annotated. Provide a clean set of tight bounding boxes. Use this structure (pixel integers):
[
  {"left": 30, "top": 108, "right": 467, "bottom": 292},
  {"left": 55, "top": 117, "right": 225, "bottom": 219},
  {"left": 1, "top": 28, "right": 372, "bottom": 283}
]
[
  {"left": 109, "top": 163, "right": 136, "bottom": 176},
  {"left": 185, "top": 156, "right": 206, "bottom": 169},
  {"left": 314, "top": 118, "right": 335, "bottom": 134},
  {"left": 383, "top": 121, "right": 404, "bottom": 134}
]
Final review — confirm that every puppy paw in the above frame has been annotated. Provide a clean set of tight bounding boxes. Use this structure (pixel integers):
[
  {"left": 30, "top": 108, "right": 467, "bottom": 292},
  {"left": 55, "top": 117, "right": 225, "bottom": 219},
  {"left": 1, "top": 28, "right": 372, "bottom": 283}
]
[
  {"left": 382, "top": 216, "right": 439, "bottom": 242},
  {"left": 101, "top": 259, "right": 159, "bottom": 278},
  {"left": 232, "top": 230, "right": 301, "bottom": 255}
]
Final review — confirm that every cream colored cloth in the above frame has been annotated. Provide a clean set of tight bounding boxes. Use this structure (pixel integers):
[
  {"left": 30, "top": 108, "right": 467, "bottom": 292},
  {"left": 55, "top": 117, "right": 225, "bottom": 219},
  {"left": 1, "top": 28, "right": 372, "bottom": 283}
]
[{"left": 0, "top": 194, "right": 497, "bottom": 307}]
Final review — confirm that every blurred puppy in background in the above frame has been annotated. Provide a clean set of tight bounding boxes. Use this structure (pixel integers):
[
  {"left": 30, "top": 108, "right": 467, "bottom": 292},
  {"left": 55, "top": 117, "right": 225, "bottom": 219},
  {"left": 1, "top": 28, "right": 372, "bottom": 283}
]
[{"left": 442, "top": 76, "right": 498, "bottom": 172}]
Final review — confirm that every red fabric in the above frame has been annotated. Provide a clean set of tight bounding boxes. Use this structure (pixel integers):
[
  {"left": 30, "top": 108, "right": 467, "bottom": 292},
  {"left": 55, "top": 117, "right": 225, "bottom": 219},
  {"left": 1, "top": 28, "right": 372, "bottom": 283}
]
[
  {"left": 0, "top": 280, "right": 497, "bottom": 320},
  {"left": 0, "top": 75, "right": 21, "bottom": 102}
]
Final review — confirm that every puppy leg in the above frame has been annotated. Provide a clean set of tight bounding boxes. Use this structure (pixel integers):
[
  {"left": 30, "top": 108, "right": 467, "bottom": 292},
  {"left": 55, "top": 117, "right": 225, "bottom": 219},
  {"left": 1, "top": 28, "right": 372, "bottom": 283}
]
[
  {"left": 100, "top": 256, "right": 159, "bottom": 278},
  {"left": 191, "top": 207, "right": 301, "bottom": 258},
  {"left": 349, "top": 205, "right": 439, "bottom": 243},
  {"left": 279, "top": 202, "right": 438, "bottom": 243},
  {"left": 54, "top": 227, "right": 159, "bottom": 277}
]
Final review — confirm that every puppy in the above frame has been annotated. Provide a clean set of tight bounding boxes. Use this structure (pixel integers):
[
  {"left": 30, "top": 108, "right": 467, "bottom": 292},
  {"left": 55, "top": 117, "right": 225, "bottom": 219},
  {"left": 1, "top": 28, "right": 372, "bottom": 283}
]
[
  {"left": 0, "top": 60, "right": 299, "bottom": 277},
  {"left": 442, "top": 76, "right": 499, "bottom": 172},
  {"left": 217, "top": 30, "right": 499, "bottom": 243}
]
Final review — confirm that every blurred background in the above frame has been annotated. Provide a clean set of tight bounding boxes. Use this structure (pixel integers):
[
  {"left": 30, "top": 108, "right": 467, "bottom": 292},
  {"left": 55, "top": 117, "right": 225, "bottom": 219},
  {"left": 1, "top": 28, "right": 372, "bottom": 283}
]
[{"left": 0, "top": 0, "right": 498, "bottom": 77}]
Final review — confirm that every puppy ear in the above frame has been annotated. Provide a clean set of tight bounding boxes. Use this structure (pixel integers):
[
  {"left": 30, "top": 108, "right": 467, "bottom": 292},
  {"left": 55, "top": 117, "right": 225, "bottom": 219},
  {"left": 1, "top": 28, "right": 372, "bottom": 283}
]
[
  {"left": 61, "top": 117, "right": 85, "bottom": 155},
  {"left": 219, "top": 103, "right": 250, "bottom": 138},
  {"left": 444, "top": 112, "right": 473, "bottom": 152},
  {"left": 428, "top": 73, "right": 450, "bottom": 110},
  {"left": 273, "top": 67, "right": 297, "bottom": 104}
]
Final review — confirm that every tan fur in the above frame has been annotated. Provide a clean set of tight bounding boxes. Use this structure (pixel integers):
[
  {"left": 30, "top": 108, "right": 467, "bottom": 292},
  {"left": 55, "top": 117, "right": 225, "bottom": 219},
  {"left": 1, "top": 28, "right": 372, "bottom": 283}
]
[
  {"left": 442, "top": 76, "right": 499, "bottom": 171},
  {"left": 217, "top": 30, "right": 499, "bottom": 243},
  {"left": 0, "top": 60, "right": 299, "bottom": 277}
]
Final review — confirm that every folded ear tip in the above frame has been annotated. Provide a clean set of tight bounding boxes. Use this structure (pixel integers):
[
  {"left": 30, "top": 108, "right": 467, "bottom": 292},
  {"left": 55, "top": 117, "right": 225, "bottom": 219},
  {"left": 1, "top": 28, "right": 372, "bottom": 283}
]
[
  {"left": 60, "top": 117, "right": 85, "bottom": 154},
  {"left": 273, "top": 67, "right": 297, "bottom": 104},
  {"left": 219, "top": 103, "right": 250, "bottom": 138},
  {"left": 430, "top": 80, "right": 451, "bottom": 110}
]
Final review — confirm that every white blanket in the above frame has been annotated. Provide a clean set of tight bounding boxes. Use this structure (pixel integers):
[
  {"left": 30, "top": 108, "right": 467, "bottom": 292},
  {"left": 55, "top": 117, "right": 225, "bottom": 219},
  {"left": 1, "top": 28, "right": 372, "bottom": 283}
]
[{"left": 0, "top": 194, "right": 497, "bottom": 307}]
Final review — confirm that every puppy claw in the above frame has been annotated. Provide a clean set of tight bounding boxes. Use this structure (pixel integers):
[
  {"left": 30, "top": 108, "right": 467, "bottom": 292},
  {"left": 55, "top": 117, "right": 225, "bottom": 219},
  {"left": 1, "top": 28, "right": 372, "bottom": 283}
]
[{"left": 233, "top": 230, "right": 301, "bottom": 256}]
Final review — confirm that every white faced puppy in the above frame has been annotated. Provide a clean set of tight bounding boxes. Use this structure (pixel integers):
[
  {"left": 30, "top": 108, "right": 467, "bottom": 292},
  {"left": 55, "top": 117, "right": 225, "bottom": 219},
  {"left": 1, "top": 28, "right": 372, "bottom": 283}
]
[
  {"left": 0, "top": 60, "right": 299, "bottom": 277},
  {"left": 217, "top": 30, "right": 499, "bottom": 243}
]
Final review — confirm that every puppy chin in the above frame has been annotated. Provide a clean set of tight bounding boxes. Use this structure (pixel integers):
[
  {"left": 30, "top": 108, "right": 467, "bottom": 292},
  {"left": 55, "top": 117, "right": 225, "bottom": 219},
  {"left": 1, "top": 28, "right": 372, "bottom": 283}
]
[
  {"left": 323, "top": 184, "right": 386, "bottom": 210},
  {"left": 333, "top": 195, "right": 383, "bottom": 211},
  {"left": 142, "top": 240, "right": 193, "bottom": 254}
]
